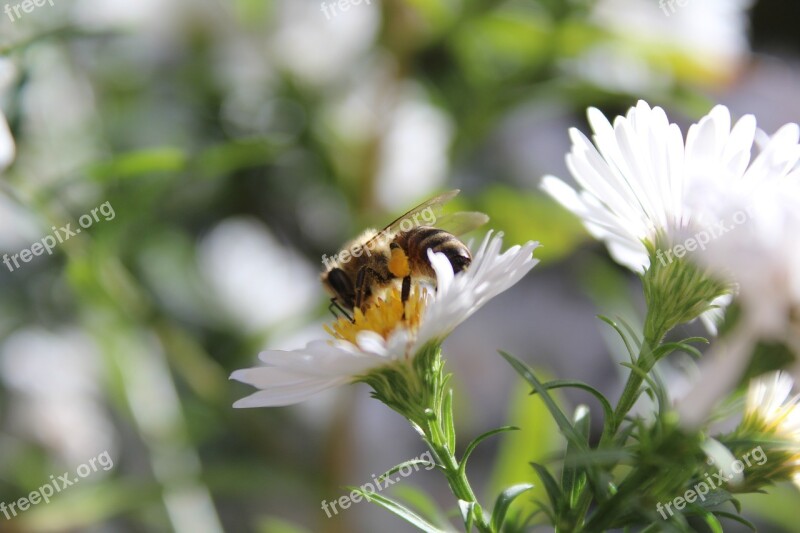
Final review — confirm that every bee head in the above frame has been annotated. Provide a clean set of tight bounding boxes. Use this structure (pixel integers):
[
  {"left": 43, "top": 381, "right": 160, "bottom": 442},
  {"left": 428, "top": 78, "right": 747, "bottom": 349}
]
[{"left": 321, "top": 267, "right": 355, "bottom": 310}]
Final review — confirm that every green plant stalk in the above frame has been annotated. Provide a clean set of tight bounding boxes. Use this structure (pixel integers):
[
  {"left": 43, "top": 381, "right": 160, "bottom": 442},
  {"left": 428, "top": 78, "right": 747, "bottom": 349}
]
[
  {"left": 364, "top": 345, "right": 493, "bottom": 532},
  {"left": 568, "top": 314, "right": 669, "bottom": 530},
  {"left": 611, "top": 313, "right": 669, "bottom": 434},
  {"left": 425, "top": 418, "right": 493, "bottom": 533}
]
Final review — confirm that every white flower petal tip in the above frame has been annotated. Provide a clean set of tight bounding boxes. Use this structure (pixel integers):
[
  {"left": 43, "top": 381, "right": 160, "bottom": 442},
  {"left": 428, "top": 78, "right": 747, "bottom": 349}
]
[
  {"left": 230, "top": 231, "right": 540, "bottom": 408},
  {"left": 0, "top": 111, "right": 16, "bottom": 173}
]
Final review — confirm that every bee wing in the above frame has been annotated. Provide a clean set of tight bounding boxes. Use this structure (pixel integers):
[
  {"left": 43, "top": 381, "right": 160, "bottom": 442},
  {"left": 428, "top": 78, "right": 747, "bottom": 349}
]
[
  {"left": 365, "top": 189, "right": 461, "bottom": 247},
  {"left": 432, "top": 211, "right": 490, "bottom": 236}
]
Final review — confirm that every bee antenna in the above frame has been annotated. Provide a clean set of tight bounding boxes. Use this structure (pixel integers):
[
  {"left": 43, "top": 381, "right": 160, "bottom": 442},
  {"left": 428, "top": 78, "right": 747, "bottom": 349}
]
[{"left": 328, "top": 298, "right": 354, "bottom": 323}]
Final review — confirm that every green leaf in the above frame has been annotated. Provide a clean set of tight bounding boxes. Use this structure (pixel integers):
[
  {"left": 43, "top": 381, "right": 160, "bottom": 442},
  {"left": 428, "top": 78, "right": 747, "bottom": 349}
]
[
  {"left": 347, "top": 488, "right": 445, "bottom": 533},
  {"left": 616, "top": 316, "right": 644, "bottom": 352},
  {"left": 488, "top": 373, "right": 562, "bottom": 524},
  {"left": 88, "top": 147, "right": 187, "bottom": 180},
  {"left": 530, "top": 463, "right": 564, "bottom": 514},
  {"left": 598, "top": 315, "right": 637, "bottom": 365},
  {"left": 538, "top": 380, "right": 613, "bottom": 441},
  {"left": 192, "top": 139, "right": 282, "bottom": 179},
  {"left": 380, "top": 459, "right": 440, "bottom": 480},
  {"left": 712, "top": 511, "right": 756, "bottom": 531},
  {"left": 460, "top": 426, "right": 519, "bottom": 476},
  {"left": 442, "top": 388, "right": 456, "bottom": 453},
  {"left": 392, "top": 485, "right": 450, "bottom": 529},
  {"left": 652, "top": 337, "right": 708, "bottom": 361},
  {"left": 562, "top": 405, "right": 590, "bottom": 509},
  {"left": 498, "top": 351, "right": 587, "bottom": 452},
  {"left": 458, "top": 500, "right": 475, "bottom": 532},
  {"left": 694, "top": 507, "right": 724, "bottom": 533},
  {"left": 490, "top": 483, "right": 535, "bottom": 532}
]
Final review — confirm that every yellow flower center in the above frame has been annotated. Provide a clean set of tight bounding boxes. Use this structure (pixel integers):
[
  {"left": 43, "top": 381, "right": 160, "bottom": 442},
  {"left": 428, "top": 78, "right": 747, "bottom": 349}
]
[{"left": 324, "top": 286, "right": 428, "bottom": 344}]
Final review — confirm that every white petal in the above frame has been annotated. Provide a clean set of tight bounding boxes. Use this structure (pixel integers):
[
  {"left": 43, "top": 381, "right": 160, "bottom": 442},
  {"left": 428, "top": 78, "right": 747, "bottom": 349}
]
[
  {"left": 0, "top": 112, "right": 15, "bottom": 173},
  {"left": 428, "top": 249, "right": 454, "bottom": 293},
  {"left": 232, "top": 377, "right": 347, "bottom": 407},
  {"left": 258, "top": 340, "right": 386, "bottom": 377},
  {"left": 416, "top": 233, "right": 539, "bottom": 348}
]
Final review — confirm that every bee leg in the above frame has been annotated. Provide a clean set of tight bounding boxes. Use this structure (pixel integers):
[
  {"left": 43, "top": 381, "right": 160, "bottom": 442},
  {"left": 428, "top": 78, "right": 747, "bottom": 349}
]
[
  {"left": 354, "top": 266, "right": 368, "bottom": 311},
  {"left": 328, "top": 298, "right": 353, "bottom": 323},
  {"left": 401, "top": 275, "right": 411, "bottom": 319},
  {"left": 355, "top": 266, "right": 378, "bottom": 311},
  {"left": 355, "top": 266, "right": 388, "bottom": 311}
]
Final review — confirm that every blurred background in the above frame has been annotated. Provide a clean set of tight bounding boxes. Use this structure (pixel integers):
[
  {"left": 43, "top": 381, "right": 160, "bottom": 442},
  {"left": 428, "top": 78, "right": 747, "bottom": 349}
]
[{"left": 0, "top": 0, "right": 799, "bottom": 531}]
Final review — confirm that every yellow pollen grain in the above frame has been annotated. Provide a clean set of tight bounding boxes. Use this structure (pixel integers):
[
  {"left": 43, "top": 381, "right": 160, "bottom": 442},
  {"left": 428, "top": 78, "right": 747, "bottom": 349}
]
[
  {"left": 389, "top": 247, "right": 411, "bottom": 278},
  {"left": 325, "top": 286, "right": 426, "bottom": 344}
]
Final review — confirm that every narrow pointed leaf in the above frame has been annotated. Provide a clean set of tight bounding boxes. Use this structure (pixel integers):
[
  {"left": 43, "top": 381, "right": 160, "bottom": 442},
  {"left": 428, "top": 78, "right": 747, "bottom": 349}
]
[
  {"left": 713, "top": 511, "right": 756, "bottom": 531},
  {"left": 442, "top": 388, "right": 456, "bottom": 452},
  {"left": 498, "top": 351, "right": 587, "bottom": 452},
  {"left": 460, "top": 426, "right": 519, "bottom": 476},
  {"left": 491, "top": 483, "right": 535, "bottom": 531},
  {"left": 538, "top": 380, "right": 613, "bottom": 440},
  {"left": 348, "top": 488, "right": 445, "bottom": 533},
  {"left": 598, "top": 315, "right": 637, "bottom": 363},
  {"left": 380, "top": 459, "right": 440, "bottom": 480},
  {"left": 530, "top": 462, "right": 564, "bottom": 514},
  {"left": 562, "top": 405, "right": 590, "bottom": 509}
]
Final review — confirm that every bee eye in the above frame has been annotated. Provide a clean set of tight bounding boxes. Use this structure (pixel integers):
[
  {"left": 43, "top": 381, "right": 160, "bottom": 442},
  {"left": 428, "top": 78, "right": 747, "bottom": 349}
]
[{"left": 327, "top": 268, "right": 354, "bottom": 303}]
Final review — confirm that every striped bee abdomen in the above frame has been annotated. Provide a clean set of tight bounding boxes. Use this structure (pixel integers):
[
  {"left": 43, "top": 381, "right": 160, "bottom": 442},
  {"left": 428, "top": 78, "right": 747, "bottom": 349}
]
[{"left": 399, "top": 226, "right": 472, "bottom": 278}]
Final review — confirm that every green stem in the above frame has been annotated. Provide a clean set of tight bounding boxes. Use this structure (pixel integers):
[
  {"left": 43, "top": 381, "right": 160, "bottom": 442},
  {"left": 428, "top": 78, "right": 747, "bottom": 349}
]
[
  {"left": 425, "top": 401, "right": 493, "bottom": 532},
  {"left": 571, "top": 315, "right": 669, "bottom": 531},
  {"left": 369, "top": 345, "right": 493, "bottom": 532},
  {"left": 610, "top": 315, "right": 669, "bottom": 434}
]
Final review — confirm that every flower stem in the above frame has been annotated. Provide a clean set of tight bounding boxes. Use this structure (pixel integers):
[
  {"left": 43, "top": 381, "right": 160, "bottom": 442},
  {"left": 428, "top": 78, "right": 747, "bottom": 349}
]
[
  {"left": 611, "top": 315, "right": 668, "bottom": 433},
  {"left": 367, "top": 344, "right": 494, "bottom": 532},
  {"left": 425, "top": 407, "right": 493, "bottom": 533}
]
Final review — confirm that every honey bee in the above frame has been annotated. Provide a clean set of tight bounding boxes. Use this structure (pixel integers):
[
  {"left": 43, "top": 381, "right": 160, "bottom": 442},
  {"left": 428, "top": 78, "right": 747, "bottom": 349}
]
[{"left": 321, "top": 190, "right": 489, "bottom": 320}]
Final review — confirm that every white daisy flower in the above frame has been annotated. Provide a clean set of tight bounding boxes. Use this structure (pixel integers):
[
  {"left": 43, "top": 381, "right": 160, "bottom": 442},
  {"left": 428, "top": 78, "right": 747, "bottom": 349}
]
[
  {"left": 541, "top": 101, "right": 793, "bottom": 335},
  {"left": 743, "top": 372, "right": 800, "bottom": 438},
  {"left": 541, "top": 100, "right": 759, "bottom": 273},
  {"left": 231, "top": 232, "right": 539, "bottom": 408},
  {"left": 685, "top": 137, "right": 800, "bottom": 340},
  {"left": 674, "top": 140, "right": 800, "bottom": 428},
  {"left": 740, "top": 371, "right": 800, "bottom": 487}
]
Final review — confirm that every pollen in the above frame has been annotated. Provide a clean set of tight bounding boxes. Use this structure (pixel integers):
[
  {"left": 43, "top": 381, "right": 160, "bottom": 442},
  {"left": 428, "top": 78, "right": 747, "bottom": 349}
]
[
  {"left": 325, "top": 286, "right": 427, "bottom": 344},
  {"left": 388, "top": 247, "right": 411, "bottom": 278}
]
